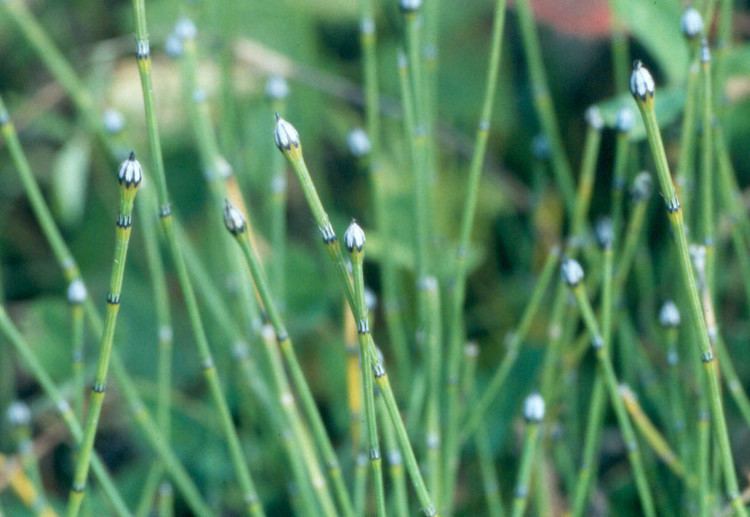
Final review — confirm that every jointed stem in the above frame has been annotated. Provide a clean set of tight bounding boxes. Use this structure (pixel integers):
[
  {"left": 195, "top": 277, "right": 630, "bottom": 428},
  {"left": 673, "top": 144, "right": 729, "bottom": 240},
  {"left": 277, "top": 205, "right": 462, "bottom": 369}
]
[
  {"left": 442, "top": 1, "right": 507, "bottom": 509},
  {"left": 66, "top": 161, "right": 140, "bottom": 517},
  {"left": 350, "top": 242, "right": 386, "bottom": 517},
  {"left": 1, "top": 93, "right": 210, "bottom": 517},
  {"left": 129, "top": 2, "right": 263, "bottom": 513},
  {"left": 0, "top": 308, "right": 131, "bottom": 517},
  {"left": 230, "top": 212, "right": 354, "bottom": 517},
  {"left": 278, "top": 134, "right": 438, "bottom": 515},
  {"left": 571, "top": 281, "right": 656, "bottom": 517},
  {"left": 635, "top": 91, "right": 746, "bottom": 517}
]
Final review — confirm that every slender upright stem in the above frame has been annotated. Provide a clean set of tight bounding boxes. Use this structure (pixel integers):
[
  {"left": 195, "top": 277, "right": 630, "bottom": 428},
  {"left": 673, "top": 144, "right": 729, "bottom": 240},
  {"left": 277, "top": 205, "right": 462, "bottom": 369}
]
[
  {"left": 677, "top": 59, "right": 700, "bottom": 220},
  {"left": 66, "top": 155, "right": 141, "bottom": 517},
  {"left": 619, "top": 386, "right": 688, "bottom": 480},
  {"left": 699, "top": 42, "right": 715, "bottom": 287},
  {"left": 571, "top": 241, "right": 614, "bottom": 517},
  {"left": 442, "top": 2, "right": 508, "bottom": 508},
  {"left": 633, "top": 65, "right": 746, "bottom": 516},
  {"left": 0, "top": 94, "right": 210, "bottom": 517},
  {"left": 378, "top": 394, "right": 409, "bottom": 517},
  {"left": 510, "top": 421, "right": 541, "bottom": 517},
  {"left": 515, "top": 0, "right": 575, "bottom": 212},
  {"left": 359, "top": 0, "right": 411, "bottom": 383},
  {"left": 0, "top": 308, "right": 131, "bottom": 517},
  {"left": 227, "top": 205, "right": 354, "bottom": 517},
  {"left": 129, "top": 2, "right": 263, "bottom": 513},
  {"left": 463, "top": 344, "right": 505, "bottom": 517},
  {"left": 275, "top": 124, "right": 438, "bottom": 515},
  {"left": 349, "top": 233, "right": 386, "bottom": 517},
  {"left": 570, "top": 273, "right": 656, "bottom": 517}
]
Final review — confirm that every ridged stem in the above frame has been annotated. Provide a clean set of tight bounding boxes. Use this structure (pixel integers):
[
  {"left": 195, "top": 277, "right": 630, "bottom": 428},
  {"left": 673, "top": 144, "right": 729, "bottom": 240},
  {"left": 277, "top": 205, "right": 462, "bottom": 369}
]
[
  {"left": 279, "top": 145, "right": 437, "bottom": 516},
  {"left": 635, "top": 91, "right": 746, "bottom": 517},
  {"left": 350, "top": 243, "right": 386, "bottom": 517},
  {"left": 571, "top": 281, "right": 656, "bottom": 517},
  {"left": 231, "top": 220, "right": 354, "bottom": 517},
  {"left": 0, "top": 307, "right": 130, "bottom": 517},
  {"left": 509, "top": 420, "right": 541, "bottom": 517},
  {"left": 66, "top": 167, "right": 140, "bottom": 517},
  {"left": 130, "top": 2, "right": 263, "bottom": 513},
  {"left": 570, "top": 242, "right": 614, "bottom": 517},
  {"left": 442, "top": 2, "right": 508, "bottom": 509},
  {"left": 514, "top": 0, "right": 575, "bottom": 212}
]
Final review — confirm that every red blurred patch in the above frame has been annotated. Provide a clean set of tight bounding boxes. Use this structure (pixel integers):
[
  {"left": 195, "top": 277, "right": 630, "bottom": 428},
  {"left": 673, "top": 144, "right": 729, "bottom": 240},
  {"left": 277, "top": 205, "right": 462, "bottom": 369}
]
[{"left": 513, "top": 0, "right": 613, "bottom": 38}]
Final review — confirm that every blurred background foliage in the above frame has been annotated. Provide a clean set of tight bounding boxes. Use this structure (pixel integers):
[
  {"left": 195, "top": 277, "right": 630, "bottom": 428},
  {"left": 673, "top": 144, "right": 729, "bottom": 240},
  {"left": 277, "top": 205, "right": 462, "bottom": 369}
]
[{"left": 2, "top": 0, "right": 750, "bottom": 515}]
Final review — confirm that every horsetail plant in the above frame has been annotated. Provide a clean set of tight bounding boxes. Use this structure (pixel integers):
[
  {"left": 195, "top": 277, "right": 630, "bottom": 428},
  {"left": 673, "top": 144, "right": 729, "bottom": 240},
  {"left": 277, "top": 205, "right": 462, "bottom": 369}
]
[
  {"left": 442, "top": 0, "right": 508, "bottom": 508},
  {"left": 563, "top": 257, "right": 656, "bottom": 517},
  {"left": 344, "top": 220, "right": 387, "bottom": 517},
  {"left": 0, "top": 305, "right": 134, "bottom": 517},
  {"left": 275, "top": 114, "right": 438, "bottom": 517},
  {"left": 0, "top": 93, "right": 211, "bottom": 517},
  {"left": 224, "top": 200, "right": 355, "bottom": 517},
  {"left": 630, "top": 60, "right": 747, "bottom": 517},
  {"left": 570, "top": 218, "right": 614, "bottom": 517},
  {"left": 66, "top": 152, "right": 142, "bottom": 517},
  {"left": 130, "top": 2, "right": 264, "bottom": 513},
  {"left": 510, "top": 393, "right": 545, "bottom": 517}
]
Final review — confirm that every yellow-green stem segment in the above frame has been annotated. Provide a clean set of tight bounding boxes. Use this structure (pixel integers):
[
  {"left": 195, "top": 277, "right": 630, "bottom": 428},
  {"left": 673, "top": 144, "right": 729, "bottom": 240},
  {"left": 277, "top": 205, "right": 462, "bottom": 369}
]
[
  {"left": 633, "top": 68, "right": 746, "bottom": 517},
  {"left": 66, "top": 159, "right": 141, "bottom": 517}
]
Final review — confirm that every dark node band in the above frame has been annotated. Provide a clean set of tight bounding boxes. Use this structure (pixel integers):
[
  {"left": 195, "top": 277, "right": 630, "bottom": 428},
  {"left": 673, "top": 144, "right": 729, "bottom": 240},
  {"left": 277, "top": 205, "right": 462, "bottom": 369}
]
[
  {"left": 71, "top": 483, "right": 86, "bottom": 493},
  {"left": 319, "top": 224, "right": 336, "bottom": 244},
  {"left": 276, "top": 330, "right": 289, "bottom": 343},
  {"left": 92, "top": 382, "right": 106, "bottom": 393},
  {"left": 357, "top": 319, "right": 370, "bottom": 334},
  {"left": 372, "top": 363, "right": 386, "bottom": 378},
  {"left": 135, "top": 40, "right": 150, "bottom": 60},
  {"left": 159, "top": 203, "right": 172, "bottom": 218},
  {"left": 369, "top": 448, "right": 381, "bottom": 461},
  {"left": 106, "top": 293, "right": 120, "bottom": 305},
  {"left": 666, "top": 197, "right": 681, "bottom": 213},
  {"left": 116, "top": 214, "right": 132, "bottom": 228},
  {"left": 701, "top": 351, "right": 714, "bottom": 363}
]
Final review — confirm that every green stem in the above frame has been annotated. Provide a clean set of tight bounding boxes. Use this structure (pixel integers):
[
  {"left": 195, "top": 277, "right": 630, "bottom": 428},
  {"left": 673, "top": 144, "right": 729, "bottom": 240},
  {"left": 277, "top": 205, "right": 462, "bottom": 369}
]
[
  {"left": 1, "top": 93, "right": 210, "bottom": 517},
  {"left": 571, "top": 280, "right": 656, "bottom": 517},
  {"left": 130, "top": 2, "right": 263, "bottom": 513},
  {"left": 442, "top": 2, "right": 508, "bottom": 509},
  {"left": 571, "top": 241, "right": 614, "bottom": 516},
  {"left": 66, "top": 157, "right": 140, "bottom": 517},
  {"left": 510, "top": 421, "right": 541, "bottom": 517},
  {"left": 515, "top": 0, "right": 575, "bottom": 213},
  {"left": 378, "top": 394, "right": 409, "bottom": 517},
  {"left": 278, "top": 118, "right": 438, "bottom": 516},
  {"left": 351, "top": 243, "right": 386, "bottom": 517},
  {"left": 230, "top": 211, "right": 354, "bottom": 517},
  {"left": 0, "top": 307, "right": 131, "bottom": 517},
  {"left": 635, "top": 85, "right": 746, "bottom": 517},
  {"left": 359, "top": 0, "right": 411, "bottom": 383}
]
